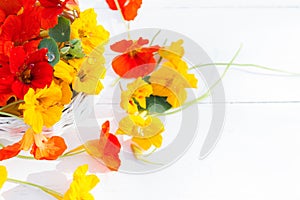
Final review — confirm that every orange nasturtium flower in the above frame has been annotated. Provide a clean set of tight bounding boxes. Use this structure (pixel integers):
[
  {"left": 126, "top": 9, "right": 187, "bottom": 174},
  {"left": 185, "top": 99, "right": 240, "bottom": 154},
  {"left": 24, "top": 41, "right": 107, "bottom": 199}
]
[
  {"left": 0, "top": 128, "right": 67, "bottom": 161},
  {"left": 106, "top": 0, "right": 142, "bottom": 21},
  {"left": 111, "top": 37, "right": 159, "bottom": 78},
  {"left": 85, "top": 121, "right": 121, "bottom": 171},
  {"left": 63, "top": 164, "right": 100, "bottom": 200},
  {"left": 0, "top": 165, "right": 8, "bottom": 189}
]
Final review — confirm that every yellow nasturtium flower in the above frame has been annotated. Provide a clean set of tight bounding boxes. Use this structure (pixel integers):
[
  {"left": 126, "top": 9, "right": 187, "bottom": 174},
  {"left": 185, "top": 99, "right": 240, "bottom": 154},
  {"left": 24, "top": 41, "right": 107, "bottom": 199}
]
[
  {"left": 116, "top": 112, "right": 164, "bottom": 155},
  {"left": 71, "top": 8, "right": 110, "bottom": 54},
  {"left": 158, "top": 39, "right": 198, "bottom": 88},
  {"left": 121, "top": 77, "right": 153, "bottom": 114},
  {"left": 63, "top": 164, "right": 100, "bottom": 200},
  {"left": 116, "top": 112, "right": 165, "bottom": 150},
  {"left": 19, "top": 82, "right": 65, "bottom": 133},
  {"left": 149, "top": 39, "right": 198, "bottom": 108},
  {"left": 0, "top": 165, "right": 7, "bottom": 189},
  {"left": 72, "top": 46, "right": 106, "bottom": 95},
  {"left": 54, "top": 49, "right": 106, "bottom": 95}
]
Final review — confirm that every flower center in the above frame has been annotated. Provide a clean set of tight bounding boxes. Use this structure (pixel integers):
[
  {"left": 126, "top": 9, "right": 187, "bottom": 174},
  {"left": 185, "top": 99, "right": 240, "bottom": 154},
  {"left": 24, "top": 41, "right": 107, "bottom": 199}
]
[
  {"left": 20, "top": 68, "right": 32, "bottom": 84},
  {"left": 78, "top": 29, "right": 87, "bottom": 38},
  {"left": 129, "top": 50, "right": 138, "bottom": 57}
]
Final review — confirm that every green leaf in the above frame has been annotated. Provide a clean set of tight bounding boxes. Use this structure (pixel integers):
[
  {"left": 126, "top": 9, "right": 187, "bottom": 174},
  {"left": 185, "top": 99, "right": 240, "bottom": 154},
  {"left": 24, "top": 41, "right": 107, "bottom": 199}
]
[
  {"left": 142, "top": 76, "right": 151, "bottom": 83},
  {"left": 49, "top": 16, "right": 71, "bottom": 42},
  {"left": 38, "top": 38, "right": 60, "bottom": 66},
  {"left": 146, "top": 95, "right": 172, "bottom": 114}
]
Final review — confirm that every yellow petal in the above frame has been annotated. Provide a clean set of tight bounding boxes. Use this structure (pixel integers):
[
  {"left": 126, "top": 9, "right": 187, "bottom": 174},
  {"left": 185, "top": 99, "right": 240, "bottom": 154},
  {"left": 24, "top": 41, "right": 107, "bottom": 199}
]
[
  {"left": 151, "top": 83, "right": 187, "bottom": 108},
  {"left": 73, "top": 48, "right": 106, "bottom": 95},
  {"left": 132, "top": 133, "right": 163, "bottom": 151},
  {"left": 132, "top": 137, "right": 152, "bottom": 151},
  {"left": 0, "top": 165, "right": 7, "bottom": 189},
  {"left": 23, "top": 107, "right": 44, "bottom": 133},
  {"left": 42, "top": 105, "right": 64, "bottom": 128},
  {"left": 73, "top": 164, "right": 88, "bottom": 180},
  {"left": 158, "top": 39, "right": 184, "bottom": 59},
  {"left": 64, "top": 164, "right": 99, "bottom": 200},
  {"left": 60, "top": 82, "right": 73, "bottom": 105},
  {"left": 54, "top": 60, "right": 76, "bottom": 84},
  {"left": 117, "top": 115, "right": 164, "bottom": 138}
]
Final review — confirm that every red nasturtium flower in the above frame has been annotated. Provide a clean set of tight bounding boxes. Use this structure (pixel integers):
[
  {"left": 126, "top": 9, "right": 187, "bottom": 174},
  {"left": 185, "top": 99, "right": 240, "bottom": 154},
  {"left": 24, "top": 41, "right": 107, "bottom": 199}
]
[
  {"left": 85, "top": 121, "right": 121, "bottom": 171},
  {"left": 0, "top": 7, "right": 41, "bottom": 45},
  {"left": 106, "top": 0, "right": 142, "bottom": 21},
  {"left": 0, "top": 0, "right": 24, "bottom": 16},
  {"left": 7, "top": 46, "right": 53, "bottom": 99},
  {"left": 111, "top": 37, "right": 159, "bottom": 78},
  {"left": 39, "top": 0, "right": 71, "bottom": 29}
]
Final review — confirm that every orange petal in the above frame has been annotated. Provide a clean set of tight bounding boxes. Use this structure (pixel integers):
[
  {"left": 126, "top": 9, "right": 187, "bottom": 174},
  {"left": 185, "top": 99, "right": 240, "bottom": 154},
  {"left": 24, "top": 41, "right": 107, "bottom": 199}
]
[
  {"left": 31, "top": 136, "right": 67, "bottom": 160},
  {"left": 85, "top": 121, "right": 121, "bottom": 171},
  {"left": 0, "top": 142, "right": 21, "bottom": 161}
]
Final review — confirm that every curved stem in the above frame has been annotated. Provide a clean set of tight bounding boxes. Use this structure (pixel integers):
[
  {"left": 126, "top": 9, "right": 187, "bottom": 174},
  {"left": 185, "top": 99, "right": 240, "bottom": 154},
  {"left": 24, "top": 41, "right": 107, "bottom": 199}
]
[
  {"left": 150, "top": 30, "right": 162, "bottom": 46},
  {"left": 0, "top": 111, "right": 22, "bottom": 120},
  {"left": 154, "top": 45, "right": 243, "bottom": 117},
  {"left": 15, "top": 146, "right": 86, "bottom": 160},
  {"left": 7, "top": 178, "right": 64, "bottom": 200},
  {"left": 60, "top": 149, "right": 85, "bottom": 158},
  {"left": 136, "top": 156, "right": 164, "bottom": 165},
  {"left": 0, "top": 100, "right": 24, "bottom": 111}
]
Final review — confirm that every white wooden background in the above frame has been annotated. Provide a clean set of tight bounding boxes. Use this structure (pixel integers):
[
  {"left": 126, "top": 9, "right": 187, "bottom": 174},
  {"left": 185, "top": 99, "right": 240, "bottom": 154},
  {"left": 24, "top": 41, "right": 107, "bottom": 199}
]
[{"left": 2, "top": 0, "right": 300, "bottom": 199}]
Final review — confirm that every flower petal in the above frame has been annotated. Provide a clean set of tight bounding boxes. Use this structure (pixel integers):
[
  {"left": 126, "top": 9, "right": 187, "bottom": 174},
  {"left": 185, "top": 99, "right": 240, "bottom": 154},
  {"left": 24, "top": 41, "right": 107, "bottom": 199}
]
[{"left": 0, "top": 165, "right": 7, "bottom": 189}]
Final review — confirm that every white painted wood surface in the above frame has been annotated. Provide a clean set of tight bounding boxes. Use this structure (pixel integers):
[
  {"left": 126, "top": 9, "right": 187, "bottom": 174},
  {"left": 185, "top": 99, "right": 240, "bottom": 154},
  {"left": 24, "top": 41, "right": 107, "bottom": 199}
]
[{"left": 1, "top": 0, "right": 300, "bottom": 200}]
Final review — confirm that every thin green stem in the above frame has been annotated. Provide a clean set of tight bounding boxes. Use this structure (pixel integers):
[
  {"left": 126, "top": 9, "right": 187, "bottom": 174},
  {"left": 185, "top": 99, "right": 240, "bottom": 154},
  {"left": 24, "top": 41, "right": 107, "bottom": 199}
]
[
  {"left": 0, "top": 100, "right": 24, "bottom": 111},
  {"left": 190, "top": 63, "right": 300, "bottom": 76},
  {"left": 113, "top": 0, "right": 131, "bottom": 39},
  {"left": 153, "top": 39, "right": 168, "bottom": 70},
  {"left": 0, "top": 111, "right": 22, "bottom": 120},
  {"left": 154, "top": 45, "right": 243, "bottom": 117},
  {"left": 60, "top": 149, "right": 85, "bottom": 158},
  {"left": 15, "top": 148, "right": 86, "bottom": 160},
  {"left": 111, "top": 77, "right": 121, "bottom": 87},
  {"left": 7, "top": 178, "right": 64, "bottom": 200},
  {"left": 16, "top": 155, "right": 35, "bottom": 160},
  {"left": 150, "top": 30, "right": 161, "bottom": 46},
  {"left": 136, "top": 156, "right": 164, "bottom": 166}
]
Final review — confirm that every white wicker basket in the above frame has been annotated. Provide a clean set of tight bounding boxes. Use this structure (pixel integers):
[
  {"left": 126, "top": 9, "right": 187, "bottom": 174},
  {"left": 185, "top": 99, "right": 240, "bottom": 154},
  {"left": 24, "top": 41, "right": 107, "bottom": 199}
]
[{"left": 0, "top": 93, "right": 93, "bottom": 142}]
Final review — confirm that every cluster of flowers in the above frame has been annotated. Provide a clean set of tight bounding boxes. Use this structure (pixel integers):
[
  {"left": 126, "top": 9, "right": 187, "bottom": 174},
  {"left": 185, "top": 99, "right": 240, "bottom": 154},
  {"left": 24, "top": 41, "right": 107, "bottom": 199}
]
[
  {"left": 0, "top": 0, "right": 144, "bottom": 164},
  {"left": 110, "top": 37, "right": 198, "bottom": 158},
  {"left": 0, "top": 0, "right": 144, "bottom": 198},
  {"left": 0, "top": 0, "right": 111, "bottom": 161}
]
